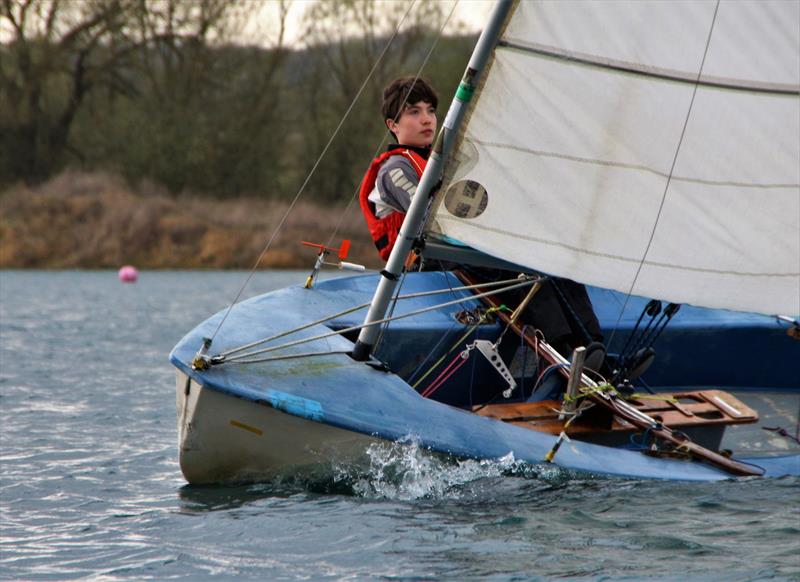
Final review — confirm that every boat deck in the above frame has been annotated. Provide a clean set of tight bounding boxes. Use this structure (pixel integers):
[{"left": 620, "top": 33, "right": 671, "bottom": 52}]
[{"left": 474, "top": 389, "right": 758, "bottom": 451}]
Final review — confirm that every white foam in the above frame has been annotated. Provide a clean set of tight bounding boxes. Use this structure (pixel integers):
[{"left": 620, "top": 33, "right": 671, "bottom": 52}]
[{"left": 331, "top": 436, "right": 569, "bottom": 500}]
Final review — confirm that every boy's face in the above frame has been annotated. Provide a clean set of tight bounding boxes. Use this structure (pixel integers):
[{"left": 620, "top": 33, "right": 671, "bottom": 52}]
[{"left": 386, "top": 100, "right": 437, "bottom": 148}]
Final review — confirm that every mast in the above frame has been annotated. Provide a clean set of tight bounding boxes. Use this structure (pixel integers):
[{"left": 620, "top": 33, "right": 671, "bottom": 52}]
[{"left": 351, "top": 0, "right": 515, "bottom": 361}]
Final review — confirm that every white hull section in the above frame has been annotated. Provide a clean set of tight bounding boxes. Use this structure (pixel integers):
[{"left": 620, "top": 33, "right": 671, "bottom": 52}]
[{"left": 175, "top": 372, "right": 381, "bottom": 484}]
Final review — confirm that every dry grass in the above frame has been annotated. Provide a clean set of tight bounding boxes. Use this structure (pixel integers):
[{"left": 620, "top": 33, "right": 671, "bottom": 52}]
[{"left": 0, "top": 171, "right": 382, "bottom": 269}]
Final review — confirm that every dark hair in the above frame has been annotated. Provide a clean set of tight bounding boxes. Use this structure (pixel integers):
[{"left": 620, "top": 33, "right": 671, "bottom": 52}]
[{"left": 381, "top": 77, "right": 438, "bottom": 125}]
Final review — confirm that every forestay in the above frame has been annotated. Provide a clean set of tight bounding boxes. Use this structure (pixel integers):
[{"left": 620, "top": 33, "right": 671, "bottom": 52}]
[{"left": 428, "top": 0, "right": 800, "bottom": 316}]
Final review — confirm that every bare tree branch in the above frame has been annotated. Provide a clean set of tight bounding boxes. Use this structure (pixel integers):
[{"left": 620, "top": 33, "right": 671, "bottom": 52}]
[
  {"left": 44, "top": 0, "right": 60, "bottom": 40},
  {"left": 3, "top": 0, "right": 24, "bottom": 39}
]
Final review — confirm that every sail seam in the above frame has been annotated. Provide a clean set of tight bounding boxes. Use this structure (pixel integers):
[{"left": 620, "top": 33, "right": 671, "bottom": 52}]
[
  {"left": 436, "top": 216, "right": 799, "bottom": 278},
  {"left": 469, "top": 139, "right": 800, "bottom": 190},
  {"left": 497, "top": 39, "right": 800, "bottom": 96}
]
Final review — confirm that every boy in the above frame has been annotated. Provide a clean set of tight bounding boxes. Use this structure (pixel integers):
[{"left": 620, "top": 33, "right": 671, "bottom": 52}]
[
  {"left": 361, "top": 77, "right": 603, "bottom": 367},
  {"left": 359, "top": 77, "right": 438, "bottom": 260}
]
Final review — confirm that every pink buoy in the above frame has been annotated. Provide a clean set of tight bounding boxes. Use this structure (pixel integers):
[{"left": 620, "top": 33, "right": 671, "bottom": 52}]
[{"left": 118, "top": 265, "right": 139, "bottom": 283}]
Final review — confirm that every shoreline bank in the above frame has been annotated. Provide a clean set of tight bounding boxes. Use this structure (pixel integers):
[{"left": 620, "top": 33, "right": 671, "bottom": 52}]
[{"left": 1, "top": 172, "right": 381, "bottom": 270}]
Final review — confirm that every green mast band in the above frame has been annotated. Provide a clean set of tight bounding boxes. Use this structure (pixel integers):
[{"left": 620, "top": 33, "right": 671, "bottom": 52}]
[{"left": 455, "top": 82, "right": 475, "bottom": 102}]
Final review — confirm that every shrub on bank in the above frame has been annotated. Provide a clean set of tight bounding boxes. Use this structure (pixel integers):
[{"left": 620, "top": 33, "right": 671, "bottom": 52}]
[{"left": 0, "top": 172, "right": 379, "bottom": 270}]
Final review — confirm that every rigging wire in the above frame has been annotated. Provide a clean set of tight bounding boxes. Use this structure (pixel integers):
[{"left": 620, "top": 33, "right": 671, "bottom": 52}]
[
  {"left": 374, "top": 267, "right": 408, "bottom": 356},
  {"left": 325, "top": 0, "right": 460, "bottom": 249},
  {"left": 219, "top": 277, "right": 537, "bottom": 363},
  {"left": 207, "top": 0, "right": 418, "bottom": 344},
  {"left": 325, "top": 0, "right": 458, "bottom": 356},
  {"left": 216, "top": 274, "right": 532, "bottom": 358},
  {"left": 325, "top": 0, "right": 461, "bottom": 359},
  {"left": 404, "top": 269, "right": 465, "bottom": 385},
  {"left": 605, "top": 0, "right": 721, "bottom": 352}
]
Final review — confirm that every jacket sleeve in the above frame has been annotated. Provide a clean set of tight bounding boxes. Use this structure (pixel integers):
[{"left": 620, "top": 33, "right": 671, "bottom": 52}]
[{"left": 375, "top": 156, "right": 419, "bottom": 213}]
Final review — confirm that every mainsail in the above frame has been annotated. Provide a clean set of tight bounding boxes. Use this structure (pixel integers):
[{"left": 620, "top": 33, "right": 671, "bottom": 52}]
[{"left": 428, "top": 0, "right": 800, "bottom": 317}]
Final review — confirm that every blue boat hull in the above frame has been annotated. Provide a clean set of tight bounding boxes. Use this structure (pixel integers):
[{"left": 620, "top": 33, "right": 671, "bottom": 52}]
[{"left": 170, "top": 272, "right": 800, "bottom": 483}]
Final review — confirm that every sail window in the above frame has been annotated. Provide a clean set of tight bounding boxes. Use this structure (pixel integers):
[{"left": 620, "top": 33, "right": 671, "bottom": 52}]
[{"left": 444, "top": 180, "right": 489, "bottom": 219}]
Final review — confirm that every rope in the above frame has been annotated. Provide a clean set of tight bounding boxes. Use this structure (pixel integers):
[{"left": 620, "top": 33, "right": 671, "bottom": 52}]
[
  {"left": 518, "top": 325, "right": 530, "bottom": 398},
  {"left": 405, "top": 318, "right": 459, "bottom": 385},
  {"left": 405, "top": 267, "right": 465, "bottom": 385},
  {"left": 530, "top": 363, "right": 569, "bottom": 396},
  {"left": 636, "top": 376, "right": 656, "bottom": 395},
  {"left": 420, "top": 349, "right": 470, "bottom": 398},
  {"left": 762, "top": 426, "right": 800, "bottom": 446},
  {"left": 629, "top": 427, "right": 655, "bottom": 450},
  {"left": 207, "top": 0, "right": 419, "bottom": 344},
  {"left": 550, "top": 279, "right": 594, "bottom": 345},
  {"left": 411, "top": 305, "right": 504, "bottom": 389},
  {"left": 543, "top": 400, "right": 593, "bottom": 463},
  {"left": 605, "top": 0, "right": 721, "bottom": 352},
  {"left": 615, "top": 300, "right": 659, "bottom": 360}
]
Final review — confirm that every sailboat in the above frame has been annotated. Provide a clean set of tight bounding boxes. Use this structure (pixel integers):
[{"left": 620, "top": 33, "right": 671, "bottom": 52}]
[{"left": 170, "top": 0, "right": 800, "bottom": 484}]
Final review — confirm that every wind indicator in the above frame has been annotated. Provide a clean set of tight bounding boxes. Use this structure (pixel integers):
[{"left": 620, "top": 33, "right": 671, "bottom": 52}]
[{"left": 301, "top": 240, "right": 364, "bottom": 288}]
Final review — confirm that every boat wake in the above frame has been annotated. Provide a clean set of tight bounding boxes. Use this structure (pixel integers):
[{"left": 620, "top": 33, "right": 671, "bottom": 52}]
[
  {"left": 330, "top": 437, "right": 573, "bottom": 501},
  {"left": 178, "top": 438, "right": 593, "bottom": 508}
]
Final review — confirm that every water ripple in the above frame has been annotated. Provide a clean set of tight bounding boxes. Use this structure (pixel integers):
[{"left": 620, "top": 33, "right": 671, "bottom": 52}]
[{"left": 2, "top": 271, "right": 799, "bottom": 581}]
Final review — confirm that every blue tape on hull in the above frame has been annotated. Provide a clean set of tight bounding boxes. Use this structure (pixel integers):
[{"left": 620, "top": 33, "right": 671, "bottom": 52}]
[{"left": 264, "top": 389, "right": 324, "bottom": 421}]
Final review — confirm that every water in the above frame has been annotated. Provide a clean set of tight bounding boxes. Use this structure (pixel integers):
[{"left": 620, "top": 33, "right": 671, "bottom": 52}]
[{"left": 1, "top": 270, "right": 798, "bottom": 581}]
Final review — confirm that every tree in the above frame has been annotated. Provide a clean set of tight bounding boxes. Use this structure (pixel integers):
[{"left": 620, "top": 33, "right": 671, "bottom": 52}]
[
  {"left": 0, "top": 0, "right": 287, "bottom": 188},
  {"left": 115, "top": 0, "right": 291, "bottom": 196},
  {"left": 295, "top": 0, "right": 453, "bottom": 202},
  {"left": 0, "top": 0, "right": 474, "bottom": 201},
  {"left": 2, "top": 0, "right": 126, "bottom": 181}
]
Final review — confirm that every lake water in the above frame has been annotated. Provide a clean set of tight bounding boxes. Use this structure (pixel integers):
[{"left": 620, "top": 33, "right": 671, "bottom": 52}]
[{"left": 1, "top": 270, "right": 798, "bottom": 581}]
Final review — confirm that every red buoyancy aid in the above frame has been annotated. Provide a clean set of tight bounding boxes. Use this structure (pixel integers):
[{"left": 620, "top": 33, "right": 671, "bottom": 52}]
[{"left": 358, "top": 148, "right": 427, "bottom": 261}]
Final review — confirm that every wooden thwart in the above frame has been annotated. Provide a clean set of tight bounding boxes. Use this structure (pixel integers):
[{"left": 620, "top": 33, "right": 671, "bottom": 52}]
[{"left": 473, "top": 389, "right": 758, "bottom": 437}]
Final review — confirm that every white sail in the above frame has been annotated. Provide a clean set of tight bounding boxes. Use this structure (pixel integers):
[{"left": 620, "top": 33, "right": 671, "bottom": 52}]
[{"left": 430, "top": 0, "right": 800, "bottom": 316}]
